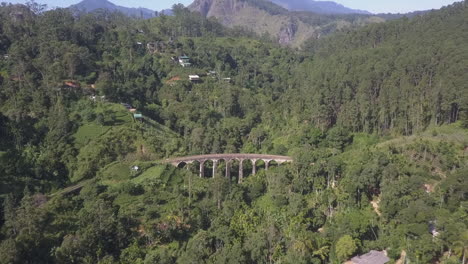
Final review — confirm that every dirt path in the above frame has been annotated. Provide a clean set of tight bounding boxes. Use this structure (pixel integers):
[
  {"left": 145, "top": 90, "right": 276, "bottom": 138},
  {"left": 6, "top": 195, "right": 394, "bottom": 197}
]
[
  {"left": 371, "top": 197, "right": 381, "bottom": 216},
  {"left": 395, "top": 250, "right": 406, "bottom": 264}
]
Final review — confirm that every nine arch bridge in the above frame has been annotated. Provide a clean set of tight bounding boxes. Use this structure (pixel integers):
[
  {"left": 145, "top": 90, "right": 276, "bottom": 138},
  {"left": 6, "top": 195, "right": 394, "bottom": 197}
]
[{"left": 163, "top": 154, "right": 292, "bottom": 183}]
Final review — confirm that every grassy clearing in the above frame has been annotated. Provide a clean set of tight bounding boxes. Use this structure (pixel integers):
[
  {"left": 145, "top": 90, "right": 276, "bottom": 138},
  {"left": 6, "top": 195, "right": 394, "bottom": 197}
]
[
  {"left": 132, "top": 165, "right": 166, "bottom": 184},
  {"left": 143, "top": 117, "right": 179, "bottom": 138},
  {"left": 101, "top": 162, "right": 132, "bottom": 181},
  {"left": 337, "top": 124, "right": 468, "bottom": 167},
  {"left": 377, "top": 122, "right": 468, "bottom": 149},
  {"left": 73, "top": 102, "right": 134, "bottom": 147},
  {"left": 348, "top": 133, "right": 380, "bottom": 150},
  {"left": 73, "top": 123, "right": 112, "bottom": 146},
  {"left": 95, "top": 103, "right": 133, "bottom": 124},
  {"left": 99, "top": 162, "right": 167, "bottom": 187},
  {"left": 336, "top": 133, "right": 380, "bottom": 165}
]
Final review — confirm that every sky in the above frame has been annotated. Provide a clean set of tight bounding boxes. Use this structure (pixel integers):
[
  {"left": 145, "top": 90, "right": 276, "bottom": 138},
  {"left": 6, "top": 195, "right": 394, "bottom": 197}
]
[{"left": 3, "top": 0, "right": 460, "bottom": 14}]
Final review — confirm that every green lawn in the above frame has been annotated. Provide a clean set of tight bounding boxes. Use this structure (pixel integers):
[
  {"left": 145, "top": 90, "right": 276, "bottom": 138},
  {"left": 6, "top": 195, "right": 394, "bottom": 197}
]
[
  {"left": 95, "top": 103, "right": 133, "bottom": 124},
  {"left": 99, "top": 162, "right": 167, "bottom": 187},
  {"left": 377, "top": 122, "right": 468, "bottom": 149},
  {"left": 73, "top": 123, "right": 112, "bottom": 146},
  {"left": 132, "top": 165, "right": 166, "bottom": 184},
  {"left": 103, "top": 164, "right": 168, "bottom": 216},
  {"left": 101, "top": 162, "right": 132, "bottom": 181},
  {"left": 73, "top": 103, "right": 134, "bottom": 147}
]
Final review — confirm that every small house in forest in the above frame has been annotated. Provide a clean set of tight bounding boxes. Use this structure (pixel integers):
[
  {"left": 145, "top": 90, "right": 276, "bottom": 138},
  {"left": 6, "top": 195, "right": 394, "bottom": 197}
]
[
  {"left": 133, "top": 113, "right": 143, "bottom": 121},
  {"left": 429, "top": 221, "right": 440, "bottom": 237},
  {"left": 89, "top": 95, "right": 106, "bottom": 102},
  {"left": 207, "top": 71, "right": 217, "bottom": 79},
  {"left": 351, "top": 250, "right": 389, "bottom": 264},
  {"left": 179, "top": 56, "right": 191, "bottom": 67},
  {"left": 189, "top": 75, "right": 200, "bottom": 82}
]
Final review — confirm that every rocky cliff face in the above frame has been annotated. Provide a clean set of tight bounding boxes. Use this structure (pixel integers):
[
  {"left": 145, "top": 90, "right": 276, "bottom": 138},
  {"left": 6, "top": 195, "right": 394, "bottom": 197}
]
[
  {"left": 189, "top": 0, "right": 381, "bottom": 47},
  {"left": 195, "top": 0, "right": 212, "bottom": 16},
  {"left": 190, "top": 0, "right": 249, "bottom": 24},
  {"left": 189, "top": 0, "right": 309, "bottom": 46},
  {"left": 278, "top": 20, "right": 298, "bottom": 45}
]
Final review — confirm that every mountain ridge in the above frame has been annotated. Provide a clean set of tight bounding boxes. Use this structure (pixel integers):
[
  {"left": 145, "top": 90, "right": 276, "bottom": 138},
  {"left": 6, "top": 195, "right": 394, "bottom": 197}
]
[
  {"left": 69, "top": 0, "right": 157, "bottom": 18},
  {"left": 189, "top": 0, "right": 384, "bottom": 46},
  {"left": 269, "top": 0, "right": 371, "bottom": 14}
]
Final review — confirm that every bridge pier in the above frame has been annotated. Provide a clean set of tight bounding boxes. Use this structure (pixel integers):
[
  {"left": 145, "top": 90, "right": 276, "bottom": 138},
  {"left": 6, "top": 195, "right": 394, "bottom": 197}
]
[
  {"left": 213, "top": 160, "right": 218, "bottom": 178},
  {"left": 225, "top": 160, "right": 231, "bottom": 179},
  {"left": 199, "top": 160, "right": 205, "bottom": 178},
  {"left": 264, "top": 159, "right": 271, "bottom": 170},
  {"left": 238, "top": 159, "right": 244, "bottom": 183},
  {"left": 251, "top": 159, "right": 258, "bottom": 175}
]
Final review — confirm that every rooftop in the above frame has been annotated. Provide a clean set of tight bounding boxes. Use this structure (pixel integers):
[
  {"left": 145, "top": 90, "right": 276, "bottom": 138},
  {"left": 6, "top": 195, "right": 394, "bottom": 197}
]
[
  {"left": 351, "top": 250, "right": 389, "bottom": 264},
  {"left": 64, "top": 81, "right": 80, "bottom": 88},
  {"left": 166, "top": 76, "right": 181, "bottom": 84}
]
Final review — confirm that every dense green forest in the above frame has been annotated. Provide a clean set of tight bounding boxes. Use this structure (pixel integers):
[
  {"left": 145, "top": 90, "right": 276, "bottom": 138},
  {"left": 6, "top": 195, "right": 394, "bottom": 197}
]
[{"left": 0, "top": 1, "right": 467, "bottom": 263}]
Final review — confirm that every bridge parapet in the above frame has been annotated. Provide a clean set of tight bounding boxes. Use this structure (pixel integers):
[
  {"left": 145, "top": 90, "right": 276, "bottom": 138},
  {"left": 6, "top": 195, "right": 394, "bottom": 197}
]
[{"left": 164, "top": 154, "right": 293, "bottom": 183}]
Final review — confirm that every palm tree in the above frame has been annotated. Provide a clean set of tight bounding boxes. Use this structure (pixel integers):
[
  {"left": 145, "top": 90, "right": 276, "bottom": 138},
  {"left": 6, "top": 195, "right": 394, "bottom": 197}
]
[
  {"left": 453, "top": 230, "right": 468, "bottom": 264},
  {"left": 291, "top": 233, "right": 330, "bottom": 263}
]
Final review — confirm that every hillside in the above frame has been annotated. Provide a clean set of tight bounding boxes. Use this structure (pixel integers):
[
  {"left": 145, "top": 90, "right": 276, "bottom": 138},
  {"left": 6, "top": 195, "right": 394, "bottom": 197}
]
[
  {"left": 270, "top": 0, "right": 371, "bottom": 14},
  {"left": 0, "top": 1, "right": 467, "bottom": 264},
  {"left": 70, "top": 0, "right": 156, "bottom": 19},
  {"left": 289, "top": 1, "right": 468, "bottom": 135},
  {"left": 189, "top": 0, "right": 383, "bottom": 46}
]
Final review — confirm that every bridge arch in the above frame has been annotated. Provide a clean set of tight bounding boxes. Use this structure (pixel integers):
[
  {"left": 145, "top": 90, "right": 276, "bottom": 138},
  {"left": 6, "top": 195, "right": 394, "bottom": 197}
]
[{"left": 176, "top": 161, "right": 187, "bottom": 169}]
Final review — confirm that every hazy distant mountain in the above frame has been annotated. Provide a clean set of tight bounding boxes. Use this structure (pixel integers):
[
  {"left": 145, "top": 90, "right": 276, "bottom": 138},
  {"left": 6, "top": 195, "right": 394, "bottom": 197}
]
[
  {"left": 269, "top": 0, "right": 371, "bottom": 14},
  {"left": 69, "top": 0, "right": 157, "bottom": 19},
  {"left": 159, "top": 9, "right": 174, "bottom": 16}
]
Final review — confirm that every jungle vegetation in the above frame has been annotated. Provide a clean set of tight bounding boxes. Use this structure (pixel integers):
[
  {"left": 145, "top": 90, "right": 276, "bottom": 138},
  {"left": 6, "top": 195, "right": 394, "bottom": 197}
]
[{"left": 0, "top": 1, "right": 467, "bottom": 263}]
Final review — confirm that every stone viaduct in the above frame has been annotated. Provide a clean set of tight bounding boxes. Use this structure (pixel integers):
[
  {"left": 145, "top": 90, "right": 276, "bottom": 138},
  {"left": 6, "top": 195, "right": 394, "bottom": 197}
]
[{"left": 163, "top": 154, "right": 292, "bottom": 183}]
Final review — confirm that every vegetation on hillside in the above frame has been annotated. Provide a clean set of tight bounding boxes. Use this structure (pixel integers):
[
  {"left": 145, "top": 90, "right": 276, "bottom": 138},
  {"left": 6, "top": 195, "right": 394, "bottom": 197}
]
[{"left": 0, "top": 1, "right": 467, "bottom": 263}]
